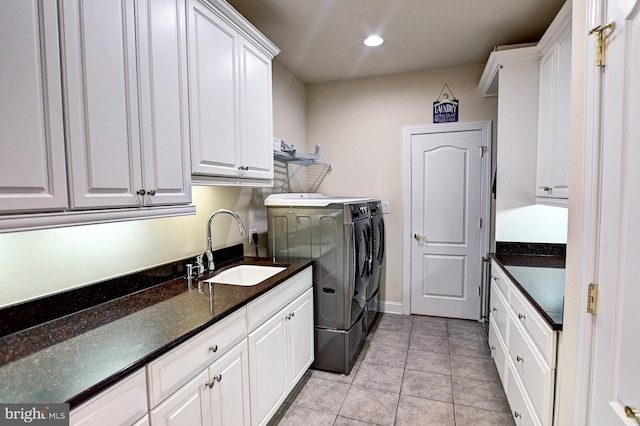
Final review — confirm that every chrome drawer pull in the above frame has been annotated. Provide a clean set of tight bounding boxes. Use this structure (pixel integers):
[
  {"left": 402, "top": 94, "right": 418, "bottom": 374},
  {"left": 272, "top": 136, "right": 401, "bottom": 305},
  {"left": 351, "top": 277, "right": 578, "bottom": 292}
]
[
  {"left": 516, "top": 355, "right": 524, "bottom": 363},
  {"left": 518, "top": 313, "right": 526, "bottom": 320},
  {"left": 209, "top": 345, "right": 218, "bottom": 353}
]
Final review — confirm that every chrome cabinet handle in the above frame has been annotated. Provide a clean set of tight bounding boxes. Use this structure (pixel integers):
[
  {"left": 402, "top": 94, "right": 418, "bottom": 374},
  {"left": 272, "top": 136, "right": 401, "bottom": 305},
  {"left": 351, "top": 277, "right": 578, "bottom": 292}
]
[
  {"left": 516, "top": 355, "right": 524, "bottom": 362},
  {"left": 492, "top": 307, "right": 498, "bottom": 312},
  {"left": 137, "top": 189, "right": 146, "bottom": 196},
  {"left": 492, "top": 276, "right": 498, "bottom": 282},
  {"left": 514, "top": 411, "right": 521, "bottom": 418},
  {"left": 286, "top": 312, "right": 295, "bottom": 320},
  {"left": 209, "top": 345, "right": 218, "bottom": 353},
  {"left": 518, "top": 313, "right": 526, "bottom": 320},
  {"left": 543, "top": 186, "right": 552, "bottom": 192},
  {"left": 625, "top": 406, "right": 640, "bottom": 425},
  {"left": 148, "top": 189, "right": 156, "bottom": 196}
]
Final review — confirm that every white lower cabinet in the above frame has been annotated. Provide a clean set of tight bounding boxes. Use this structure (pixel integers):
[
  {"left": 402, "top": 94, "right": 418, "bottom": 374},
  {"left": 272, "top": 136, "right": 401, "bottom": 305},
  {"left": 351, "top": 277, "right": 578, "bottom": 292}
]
[
  {"left": 489, "top": 261, "right": 559, "bottom": 425},
  {"left": 248, "top": 287, "right": 314, "bottom": 426},
  {"left": 209, "top": 340, "right": 251, "bottom": 426},
  {"left": 70, "top": 369, "right": 148, "bottom": 426},
  {"left": 150, "top": 340, "right": 250, "bottom": 426}
]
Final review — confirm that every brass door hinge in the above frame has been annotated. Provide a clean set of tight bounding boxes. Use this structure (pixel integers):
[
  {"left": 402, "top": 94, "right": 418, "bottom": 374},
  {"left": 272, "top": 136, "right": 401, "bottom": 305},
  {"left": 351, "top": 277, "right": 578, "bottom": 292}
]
[
  {"left": 589, "top": 22, "right": 615, "bottom": 67},
  {"left": 587, "top": 283, "right": 599, "bottom": 314}
]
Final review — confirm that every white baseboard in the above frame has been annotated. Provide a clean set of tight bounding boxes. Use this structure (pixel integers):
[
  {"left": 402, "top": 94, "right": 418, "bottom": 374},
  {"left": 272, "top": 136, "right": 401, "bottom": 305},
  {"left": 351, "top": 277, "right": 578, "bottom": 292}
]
[{"left": 377, "top": 301, "right": 403, "bottom": 315}]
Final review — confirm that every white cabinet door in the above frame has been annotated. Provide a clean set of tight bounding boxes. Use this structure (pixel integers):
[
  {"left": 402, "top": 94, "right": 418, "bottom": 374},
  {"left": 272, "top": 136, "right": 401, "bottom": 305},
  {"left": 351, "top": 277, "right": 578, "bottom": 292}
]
[
  {"left": 62, "top": 0, "right": 191, "bottom": 209},
  {"left": 150, "top": 369, "right": 212, "bottom": 426},
  {"left": 137, "top": 0, "right": 192, "bottom": 206},
  {"left": 535, "top": 8, "right": 571, "bottom": 202},
  {"left": 188, "top": 0, "right": 239, "bottom": 177},
  {"left": 238, "top": 39, "right": 274, "bottom": 180},
  {"left": 0, "top": 0, "right": 67, "bottom": 213},
  {"left": 61, "top": 0, "right": 143, "bottom": 209},
  {"left": 209, "top": 340, "right": 251, "bottom": 426},
  {"left": 248, "top": 308, "right": 287, "bottom": 426},
  {"left": 285, "top": 288, "right": 314, "bottom": 390},
  {"left": 188, "top": 0, "right": 277, "bottom": 183}
]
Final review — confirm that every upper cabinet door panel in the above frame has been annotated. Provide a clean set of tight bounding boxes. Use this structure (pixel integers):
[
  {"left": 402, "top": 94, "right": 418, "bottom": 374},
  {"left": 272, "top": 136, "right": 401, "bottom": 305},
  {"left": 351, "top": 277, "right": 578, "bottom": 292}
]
[
  {"left": 137, "top": 0, "right": 191, "bottom": 205},
  {"left": 0, "top": 0, "right": 68, "bottom": 213},
  {"left": 61, "top": 0, "right": 143, "bottom": 209},
  {"left": 189, "top": 2, "right": 238, "bottom": 176},
  {"left": 239, "top": 40, "right": 273, "bottom": 179}
]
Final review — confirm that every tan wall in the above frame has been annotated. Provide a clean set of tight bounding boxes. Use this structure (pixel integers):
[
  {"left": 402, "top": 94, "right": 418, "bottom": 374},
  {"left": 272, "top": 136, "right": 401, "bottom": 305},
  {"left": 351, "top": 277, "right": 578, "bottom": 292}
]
[
  {"left": 0, "top": 63, "right": 306, "bottom": 308},
  {"left": 306, "top": 64, "right": 498, "bottom": 306}
]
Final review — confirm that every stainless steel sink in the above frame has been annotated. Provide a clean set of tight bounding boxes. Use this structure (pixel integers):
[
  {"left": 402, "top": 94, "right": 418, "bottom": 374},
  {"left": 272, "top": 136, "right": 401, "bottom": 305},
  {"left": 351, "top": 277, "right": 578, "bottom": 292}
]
[{"left": 202, "top": 265, "right": 285, "bottom": 286}]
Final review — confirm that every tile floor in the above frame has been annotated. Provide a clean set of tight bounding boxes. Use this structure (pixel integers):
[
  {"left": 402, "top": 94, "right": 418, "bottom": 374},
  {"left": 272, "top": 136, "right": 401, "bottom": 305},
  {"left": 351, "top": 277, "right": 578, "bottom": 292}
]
[{"left": 269, "top": 313, "right": 515, "bottom": 426}]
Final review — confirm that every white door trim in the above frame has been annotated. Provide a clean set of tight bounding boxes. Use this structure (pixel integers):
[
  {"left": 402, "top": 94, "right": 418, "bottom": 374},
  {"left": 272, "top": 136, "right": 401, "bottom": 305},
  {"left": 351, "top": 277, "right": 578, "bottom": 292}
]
[{"left": 402, "top": 121, "right": 492, "bottom": 316}]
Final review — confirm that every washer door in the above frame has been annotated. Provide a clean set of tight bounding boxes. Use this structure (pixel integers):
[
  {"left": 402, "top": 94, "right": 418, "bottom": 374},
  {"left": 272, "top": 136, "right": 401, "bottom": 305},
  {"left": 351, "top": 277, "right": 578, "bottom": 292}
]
[{"left": 353, "top": 218, "right": 371, "bottom": 307}]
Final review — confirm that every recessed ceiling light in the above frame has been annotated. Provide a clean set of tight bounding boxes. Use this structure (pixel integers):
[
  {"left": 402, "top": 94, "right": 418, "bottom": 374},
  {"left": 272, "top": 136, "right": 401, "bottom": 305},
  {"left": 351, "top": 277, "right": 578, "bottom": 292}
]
[{"left": 364, "top": 35, "right": 384, "bottom": 47}]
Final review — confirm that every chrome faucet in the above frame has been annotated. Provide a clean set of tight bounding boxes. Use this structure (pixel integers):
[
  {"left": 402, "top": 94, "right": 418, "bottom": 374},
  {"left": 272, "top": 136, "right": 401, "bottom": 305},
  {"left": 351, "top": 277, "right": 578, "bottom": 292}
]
[{"left": 205, "top": 209, "right": 247, "bottom": 271}]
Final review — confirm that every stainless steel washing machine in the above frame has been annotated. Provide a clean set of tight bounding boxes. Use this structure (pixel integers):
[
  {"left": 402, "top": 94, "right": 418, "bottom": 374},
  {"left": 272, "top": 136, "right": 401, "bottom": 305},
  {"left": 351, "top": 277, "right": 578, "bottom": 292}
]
[
  {"left": 365, "top": 200, "right": 385, "bottom": 332},
  {"left": 265, "top": 193, "right": 372, "bottom": 374}
]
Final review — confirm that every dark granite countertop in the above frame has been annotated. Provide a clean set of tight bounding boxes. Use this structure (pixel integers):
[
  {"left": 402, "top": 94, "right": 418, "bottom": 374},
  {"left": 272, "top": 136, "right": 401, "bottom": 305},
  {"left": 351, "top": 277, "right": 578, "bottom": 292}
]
[
  {"left": 491, "top": 253, "right": 565, "bottom": 330},
  {"left": 0, "top": 257, "right": 312, "bottom": 407}
]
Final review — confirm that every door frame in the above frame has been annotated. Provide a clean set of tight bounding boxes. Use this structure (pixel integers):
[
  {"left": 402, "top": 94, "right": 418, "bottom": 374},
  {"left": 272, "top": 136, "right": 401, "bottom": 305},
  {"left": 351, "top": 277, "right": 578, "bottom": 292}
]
[{"left": 402, "top": 121, "right": 492, "bottom": 316}]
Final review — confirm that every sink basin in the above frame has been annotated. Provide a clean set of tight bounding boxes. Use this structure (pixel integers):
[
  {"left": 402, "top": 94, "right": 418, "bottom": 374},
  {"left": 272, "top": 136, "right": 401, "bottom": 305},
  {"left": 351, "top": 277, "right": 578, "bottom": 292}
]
[{"left": 202, "top": 265, "right": 286, "bottom": 286}]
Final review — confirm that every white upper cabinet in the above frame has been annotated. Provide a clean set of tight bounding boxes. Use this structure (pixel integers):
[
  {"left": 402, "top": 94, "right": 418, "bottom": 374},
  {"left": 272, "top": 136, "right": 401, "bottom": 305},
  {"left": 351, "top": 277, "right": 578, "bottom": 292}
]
[
  {"left": 61, "top": 0, "right": 191, "bottom": 209},
  {"left": 535, "top": 2, "right": 571, "bottom": 204},
  {"left": 0, "top": 1, "right": 68, "bottom": 213},
  {"left": 188, "top": 0, "right": 279, "bottom": 186}
]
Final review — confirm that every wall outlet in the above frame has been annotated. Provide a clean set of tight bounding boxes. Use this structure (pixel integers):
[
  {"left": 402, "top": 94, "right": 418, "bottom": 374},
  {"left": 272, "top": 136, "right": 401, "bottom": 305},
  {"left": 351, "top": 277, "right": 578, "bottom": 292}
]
[
  {"left": 381, "top": 201, "right": 390, "bottom": 214},
  {"left": 249, "top": 228, "right": 258, "bottom": 243}
]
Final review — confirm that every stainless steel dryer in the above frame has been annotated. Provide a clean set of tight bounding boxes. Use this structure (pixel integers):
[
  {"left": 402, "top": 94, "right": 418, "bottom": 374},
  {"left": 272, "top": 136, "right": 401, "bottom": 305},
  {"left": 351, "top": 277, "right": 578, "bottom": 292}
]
[
  {"left": 365, "top": 200, "right": 385, "bottom": 332},
  {"left": 265, "top": 193, "right": 372, "bottom": 374}
]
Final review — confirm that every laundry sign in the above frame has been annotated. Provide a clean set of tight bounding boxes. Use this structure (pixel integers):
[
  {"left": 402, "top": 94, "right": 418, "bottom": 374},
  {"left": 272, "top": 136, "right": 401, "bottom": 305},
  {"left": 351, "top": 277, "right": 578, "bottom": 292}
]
[{"left": 433, "top": 83, "right": 459, "bottom": 123}]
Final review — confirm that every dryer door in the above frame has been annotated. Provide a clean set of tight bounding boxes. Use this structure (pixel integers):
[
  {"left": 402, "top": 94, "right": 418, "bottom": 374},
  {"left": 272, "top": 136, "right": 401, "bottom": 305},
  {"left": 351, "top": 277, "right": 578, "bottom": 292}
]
[{"left": 369, "top": 213, "right": 385, "bottom": 298}]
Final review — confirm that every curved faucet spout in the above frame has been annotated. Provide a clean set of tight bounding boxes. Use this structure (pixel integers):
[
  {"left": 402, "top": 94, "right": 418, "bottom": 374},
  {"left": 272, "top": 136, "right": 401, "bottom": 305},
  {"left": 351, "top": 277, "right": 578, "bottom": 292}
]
[{"left": 205, "top": 209, "right": 247, "bottom": 271}]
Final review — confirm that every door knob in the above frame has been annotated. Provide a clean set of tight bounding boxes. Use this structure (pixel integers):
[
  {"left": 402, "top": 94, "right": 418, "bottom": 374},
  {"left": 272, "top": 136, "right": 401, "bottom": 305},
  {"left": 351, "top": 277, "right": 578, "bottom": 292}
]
[
  {"left": 414, "top": 233, "right": 426, "bottom": 241},
  {"left": 625, "top": 406, "right": 640, "bottom": 425}
]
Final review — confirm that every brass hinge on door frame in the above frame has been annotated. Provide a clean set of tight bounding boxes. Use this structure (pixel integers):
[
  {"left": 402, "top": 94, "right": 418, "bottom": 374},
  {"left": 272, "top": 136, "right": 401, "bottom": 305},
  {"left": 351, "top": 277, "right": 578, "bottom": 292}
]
[
  {"left": 589, "top": 22, "right": 615, "bottom": 67},
  {"left": 587, "top": 283, "right": 598, "bottom": 314}
]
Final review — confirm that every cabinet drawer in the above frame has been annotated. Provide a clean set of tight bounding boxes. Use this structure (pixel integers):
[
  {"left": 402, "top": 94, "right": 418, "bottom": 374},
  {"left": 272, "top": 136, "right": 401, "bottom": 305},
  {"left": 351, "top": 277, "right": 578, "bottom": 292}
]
[
  {"left": 147, "top": 307, "right": 247, "bottom": 408},
  {"left": 506, "top": 361, "right": 541, "bottom": 426},
  {"left": 70, "top": 369, "right": 147, "bottom": 426},
  {"left": 510, "top": 285, "right": 557, "bottom": 368},
  {"left": 490, "top": 280, "right": 510, "bottom": 342},
  {"left": 247, "top": 267, "right": 312, "bottom": 332},
  {"left": 488, "top": 317, "right": 507, "bottom": 386},
  {"left": 508, "top": 314, "right": 555, "bottom": 426},
  {"left": 491, "top": 261, "right": 510, "bottom": 301}
]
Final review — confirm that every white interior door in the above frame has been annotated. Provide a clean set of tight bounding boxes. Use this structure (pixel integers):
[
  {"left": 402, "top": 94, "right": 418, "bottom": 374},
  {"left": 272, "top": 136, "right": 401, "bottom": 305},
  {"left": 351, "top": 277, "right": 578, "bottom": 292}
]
[
  {"left": 588, "top": 0, "right": 640, "bottom": 421},
  {"left": 405, "top": 122, "right": 491, "bottom": 320}
]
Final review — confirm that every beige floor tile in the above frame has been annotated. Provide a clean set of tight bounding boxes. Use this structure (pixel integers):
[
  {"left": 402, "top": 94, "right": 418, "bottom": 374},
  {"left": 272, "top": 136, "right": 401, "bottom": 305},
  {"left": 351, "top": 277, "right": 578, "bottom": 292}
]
[
  {"left": 401, "top": 369, "right": 453, "bottom": 403},
  {"left": 339, "top": 385, "right": 399, "bottom": 426},
  {"left": 362, "top": 340, "right": 408, "bottom": 368},
  {"left": 276, "top": 405, "right": 337, "bottom": 426},
  {"left": 409, "top": 333, "right": 450, "bottom": 354},
  {"left": 454, "top": 404, "right": 516, "bottom": 426},
  {"left": 448, "top": 336, "right": 491, "bottom": 358},
  {"left": 405, "top": 349, "right": 451, "bottom": 375},
  {"left": 395, "top": 394, "right": 455, "bottom": 426},
  {"left": 450, "top": 355, "right": 501, "bottom": 382},
  {"left": 291, "top": 377, "right": 350, "bottom": 414},
  {"left": 452, "top": 376, "right": 511, "bottom": 413},
  {"left": 352, "top": 361, "right": 404, "bottom": 393},
  {"left": 371, "top": 327, "right": 410, "bottom": 348}
]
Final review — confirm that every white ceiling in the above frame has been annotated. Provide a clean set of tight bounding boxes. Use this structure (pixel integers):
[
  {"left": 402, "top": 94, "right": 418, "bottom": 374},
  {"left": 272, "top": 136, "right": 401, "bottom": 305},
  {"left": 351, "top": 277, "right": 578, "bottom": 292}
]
[{"left": 226, "top": 0, "right": 565, "bottom": 84}]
